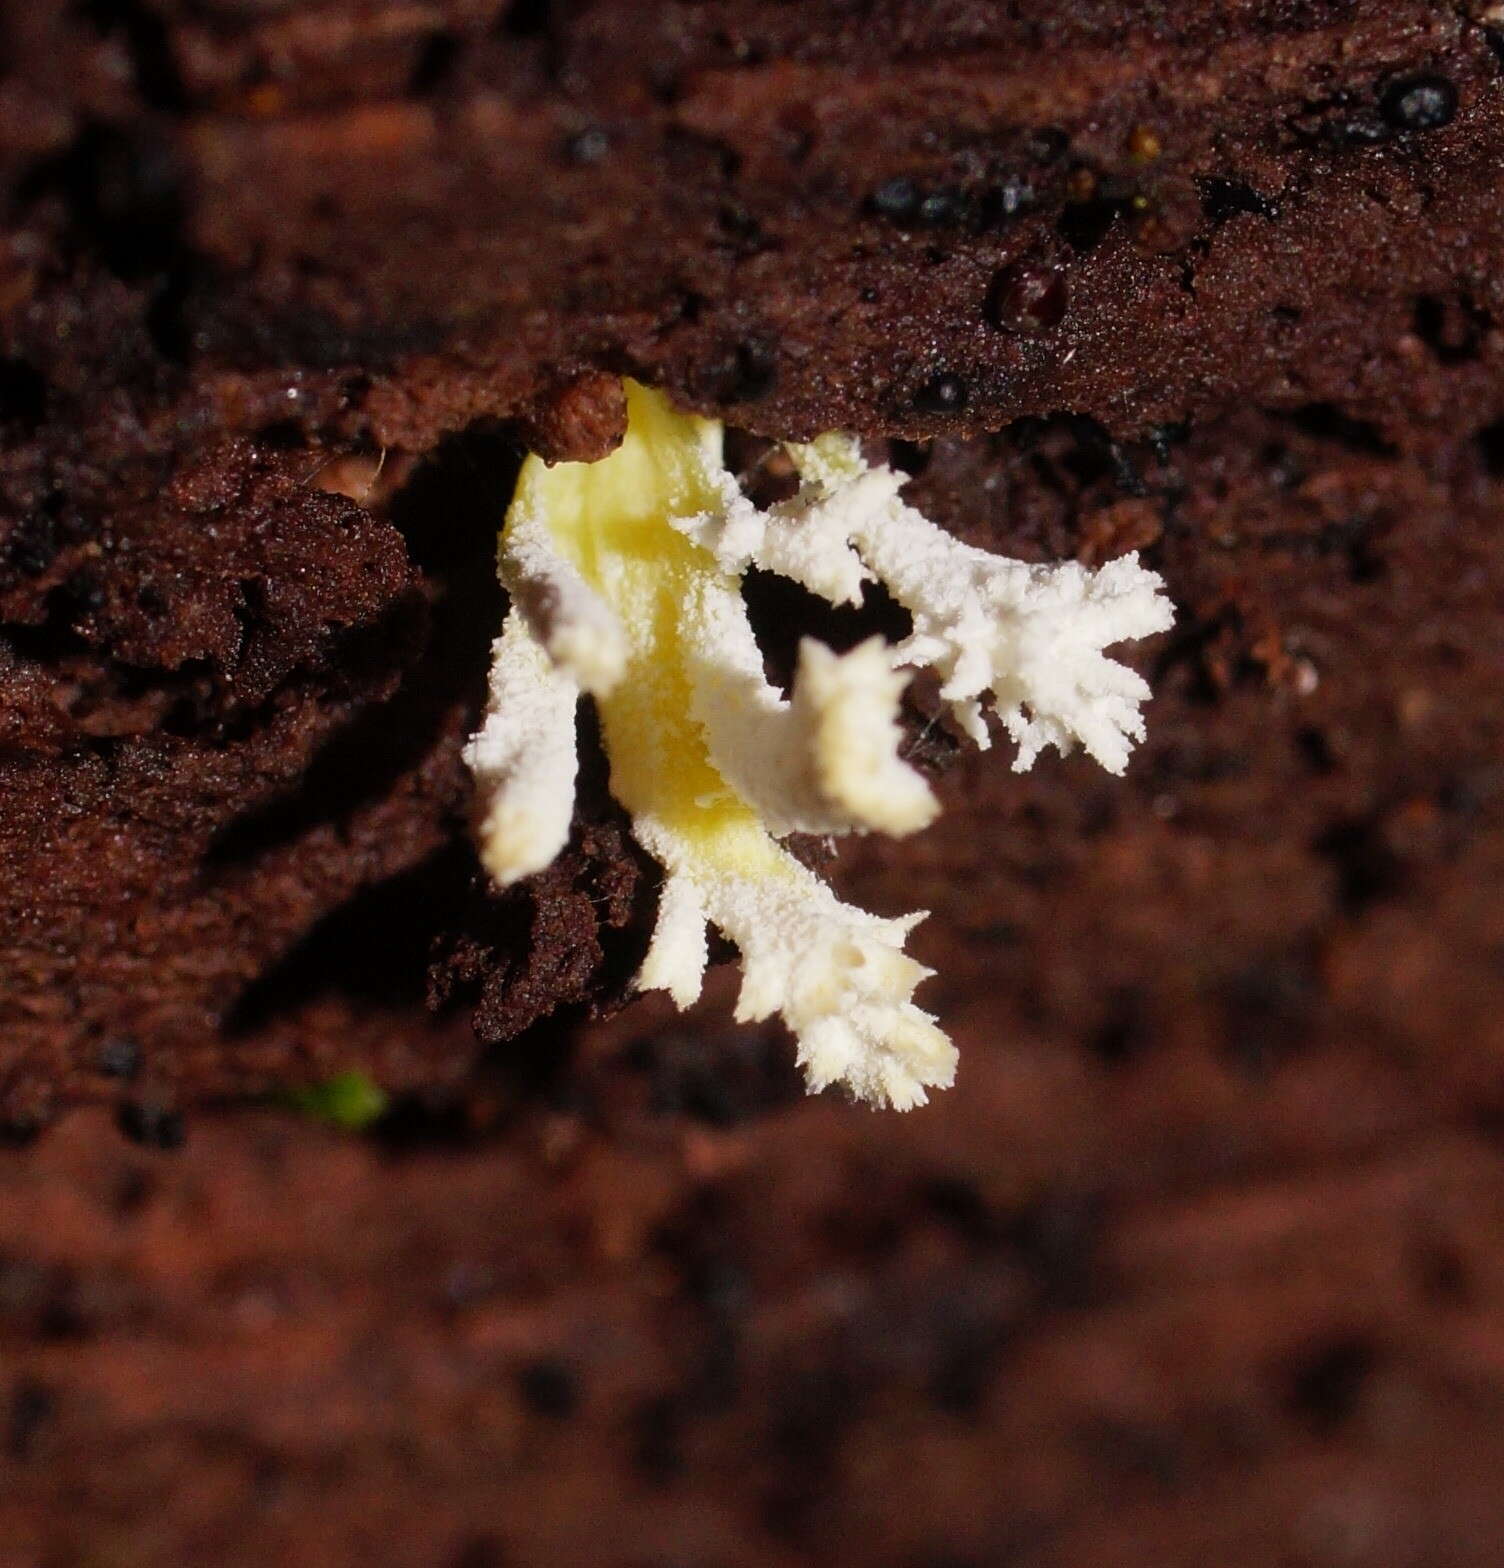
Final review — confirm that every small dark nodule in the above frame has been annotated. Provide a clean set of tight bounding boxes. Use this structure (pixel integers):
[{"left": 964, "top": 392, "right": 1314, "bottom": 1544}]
[
  {"left": 518, "top": 1358, "right": 579, "bottom": 1418},
  {"left": 709, "top": 340, "right": 778, "bottom": 405},
  {"left": 1288, "top": 1336, "right": 1378, "bottom": 1433},
  {"left": 912, "top": 373, "right": 968, "bottom": 415},
  {"left": 116, "top": 1100, "right": 186, "bottom": 1151},
  {"left": 915, "top": 187, "right": 969, "bottom": 228},
  {"left": 565, "top": 127, "right": 610, "bottom": 165},
  {"left": 869, "top": 177, "right": 921, "bottom": 223},
  {"left": 986, "top": 259, "right": 1069, "bottom": 334},
  {"left": 96, "top": 1037, "right": 140, "bottom": 1081},
  {"left": 1379, "top": 74, "right": 1458, "bottom": 133},
  {"left": 8, "top": 1380, "right": 54, "bottom": 1461}
]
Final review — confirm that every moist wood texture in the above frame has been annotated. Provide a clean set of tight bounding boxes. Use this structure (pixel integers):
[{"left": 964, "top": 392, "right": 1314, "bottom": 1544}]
[
  {"left": 2, "top": 0, "right": 1503, "bottom": 1115},
  {"left": 2, "top": 3, "right": 1504, "bottom": 1563}
]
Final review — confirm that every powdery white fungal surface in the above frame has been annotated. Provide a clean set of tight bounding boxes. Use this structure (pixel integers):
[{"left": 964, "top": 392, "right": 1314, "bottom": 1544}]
[{"left": 464, "top": 382, "right": 1173, "bottom": 1108}]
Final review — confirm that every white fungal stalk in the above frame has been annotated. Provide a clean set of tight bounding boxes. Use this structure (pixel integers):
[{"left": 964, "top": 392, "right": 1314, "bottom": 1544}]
[{"left": 465, "top": 380, "right": 1173, "bottom": 1108}]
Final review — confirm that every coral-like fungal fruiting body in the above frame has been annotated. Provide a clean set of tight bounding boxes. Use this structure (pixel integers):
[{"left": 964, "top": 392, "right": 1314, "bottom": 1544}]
[{"left": 465, "top": 381, "right": 1173, "bottom": 1108}]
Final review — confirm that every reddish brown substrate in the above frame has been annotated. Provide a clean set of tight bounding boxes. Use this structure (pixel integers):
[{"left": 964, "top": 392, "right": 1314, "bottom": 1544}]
[
  {"left": 11, "top": 3, "right": 1502, "bottom": 447},
  {"left": 1, "top": 393, "right": 1500, "bottom": 1117},
  {"left": 173, "top": 0, "right": 1504, "bottom": 447},
  {"left": 3, "top": 951, "right": 1504, "bottom": 1566},
  {"left": 2, "top": 4, "right": 1504, "bottom": 1560},
  {"left": 4, "top": 0, "right": 1504, "bottom": 1116},
  {"left": 3, "top": 396, "right": 1504, "bottom": 1561}
]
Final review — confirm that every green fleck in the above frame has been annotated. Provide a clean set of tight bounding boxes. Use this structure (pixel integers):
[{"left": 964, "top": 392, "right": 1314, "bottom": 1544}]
[{"left": 287, "top": 1072, "right": 389, "bottom": 1131}]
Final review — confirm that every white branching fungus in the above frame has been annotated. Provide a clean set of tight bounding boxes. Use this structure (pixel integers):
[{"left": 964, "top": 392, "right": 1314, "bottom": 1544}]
[
  {"left": 466, "top": 380, "right": 1173, "bottom": 1108},
  {"left": 684, "top": 430, "right": 1176, "bottom": 771},
  {"left": 464, "top": 614, "right": 581, "bottom": 886}
]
